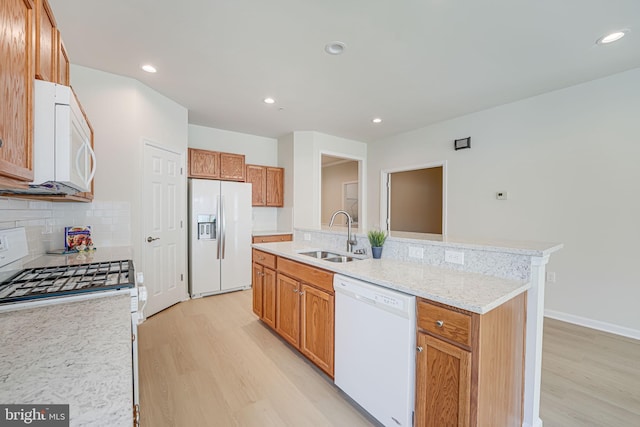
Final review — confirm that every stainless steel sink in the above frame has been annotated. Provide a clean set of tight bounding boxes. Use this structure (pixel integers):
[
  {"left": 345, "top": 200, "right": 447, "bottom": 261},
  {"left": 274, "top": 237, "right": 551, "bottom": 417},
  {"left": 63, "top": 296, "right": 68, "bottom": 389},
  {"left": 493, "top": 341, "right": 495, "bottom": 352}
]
[
  {"left": 299, "top": 250, "right": 341, "bottom": 259},
  {"left": 324, "top": 256, "right": 357, "bottom": 263},
  {"left": 299, "top": 251, "right": 361, "bottom": 262}
]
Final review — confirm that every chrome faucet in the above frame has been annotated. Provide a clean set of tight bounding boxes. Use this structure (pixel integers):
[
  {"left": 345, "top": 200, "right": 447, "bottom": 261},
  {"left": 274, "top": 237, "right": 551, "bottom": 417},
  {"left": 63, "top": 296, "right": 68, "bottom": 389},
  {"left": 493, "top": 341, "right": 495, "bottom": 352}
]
[{"left": 329, "top": 210, "right": 357, "bottom": 253}]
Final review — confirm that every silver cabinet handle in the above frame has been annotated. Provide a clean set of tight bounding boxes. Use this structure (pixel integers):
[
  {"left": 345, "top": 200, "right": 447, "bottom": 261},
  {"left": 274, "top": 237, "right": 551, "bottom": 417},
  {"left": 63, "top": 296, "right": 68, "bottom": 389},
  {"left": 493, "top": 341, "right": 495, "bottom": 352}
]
[
  {"left": 293, "top": 288, "right": 298, "bottom": 293},
  {"left": 299, "top": 291, "right": 305, "bottom": 296},
  {"left": 435, "top": 320, "right": 444, "bottom": 328},
  {"left": 417, "top": 346, "right": 423, "bottom": 352},
  {"left": 146, "top": 236, "right": 160, "bottom": 242}
]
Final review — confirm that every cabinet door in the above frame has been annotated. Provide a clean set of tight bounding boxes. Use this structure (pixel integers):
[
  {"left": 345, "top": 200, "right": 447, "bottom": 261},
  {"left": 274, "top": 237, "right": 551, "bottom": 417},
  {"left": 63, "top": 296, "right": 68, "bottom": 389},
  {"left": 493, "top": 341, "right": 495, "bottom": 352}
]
[
  {"left": 266, "top": 167, "right": 284, "bottom": 207},
  {"left": 252, "top": 263, "right": 264, "bottom": 317},
  {"left": 300, "top": 284, "right": 334, "bottom": 377},
  {"left": 275, "top": 274, "right": 300, "bottom": 347},
  {"left": 246, "top": 164, "right": 266, "bottom": 205},
  {"left": 0, "top": 0, "right": 34, "bottom": 185},
  {"left": 35, "top": 0, "right": 56, "bottom": 82},
  {"left": 262, "top": 267, "right": 277, "bottom": 329},
  {"left": 415, "top": 333, "right": 471, "bottom": 427},
  {"left": 188, "top": 148, "right": 219, "bottom": 179},
  {"left": 219, "top": 152, "right": 245, "bottom": 181},
  {"left": 57, "top": 30, "right": 69, "bottom": 85}
]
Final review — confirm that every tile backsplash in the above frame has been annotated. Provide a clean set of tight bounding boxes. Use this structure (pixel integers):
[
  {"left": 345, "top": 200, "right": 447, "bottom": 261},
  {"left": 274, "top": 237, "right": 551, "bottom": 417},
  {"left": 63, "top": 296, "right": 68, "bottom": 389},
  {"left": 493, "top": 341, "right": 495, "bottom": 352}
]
[{"left": 0, "top": 197, "right": 131, "bottom": 265}]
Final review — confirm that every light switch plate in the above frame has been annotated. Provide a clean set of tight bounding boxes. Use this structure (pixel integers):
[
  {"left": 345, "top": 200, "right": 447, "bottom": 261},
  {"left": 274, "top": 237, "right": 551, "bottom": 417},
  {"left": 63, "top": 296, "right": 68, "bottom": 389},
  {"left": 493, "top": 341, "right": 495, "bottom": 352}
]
[
  {"left": 445, "top": 250, "right": 464, "bottom": 265},
  {"left": 303, "top": 233, "right": 311, "bottom": 241}
]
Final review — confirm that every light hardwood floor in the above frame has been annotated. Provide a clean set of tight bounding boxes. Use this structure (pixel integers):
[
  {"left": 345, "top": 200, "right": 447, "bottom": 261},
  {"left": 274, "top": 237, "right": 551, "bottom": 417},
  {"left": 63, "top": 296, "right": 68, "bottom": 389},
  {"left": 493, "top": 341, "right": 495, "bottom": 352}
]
[
  {"left": 139, "top": 290, "right": 640, "bottom": 427},
  {"left": 540, "top": 317, "right": 640, "bottom": 427}
]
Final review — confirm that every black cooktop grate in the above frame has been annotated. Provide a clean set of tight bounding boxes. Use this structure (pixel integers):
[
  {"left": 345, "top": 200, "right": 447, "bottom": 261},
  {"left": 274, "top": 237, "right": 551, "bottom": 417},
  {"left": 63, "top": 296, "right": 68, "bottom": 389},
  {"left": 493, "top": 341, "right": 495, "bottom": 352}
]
[{"left": 0, "top": 260, "right": 135, "bottom": 304}]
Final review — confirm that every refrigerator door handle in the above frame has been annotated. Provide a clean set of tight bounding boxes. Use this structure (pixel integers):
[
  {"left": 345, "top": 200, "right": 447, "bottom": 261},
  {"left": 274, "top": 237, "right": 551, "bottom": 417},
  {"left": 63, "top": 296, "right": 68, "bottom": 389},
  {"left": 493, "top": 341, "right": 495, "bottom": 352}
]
[
  {"left": 221, "top": 195, "right": 226, "bottom": 259},
  {"left": 216, "top": 195, "right": 221, "bottom": 260}
]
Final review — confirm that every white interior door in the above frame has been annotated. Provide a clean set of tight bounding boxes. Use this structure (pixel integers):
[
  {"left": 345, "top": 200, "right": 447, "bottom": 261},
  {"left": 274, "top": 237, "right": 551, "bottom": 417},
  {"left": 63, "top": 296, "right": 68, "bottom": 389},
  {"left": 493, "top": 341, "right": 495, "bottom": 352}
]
[{"left": 143, "top": 143, "right": 186, "bottom": 316}]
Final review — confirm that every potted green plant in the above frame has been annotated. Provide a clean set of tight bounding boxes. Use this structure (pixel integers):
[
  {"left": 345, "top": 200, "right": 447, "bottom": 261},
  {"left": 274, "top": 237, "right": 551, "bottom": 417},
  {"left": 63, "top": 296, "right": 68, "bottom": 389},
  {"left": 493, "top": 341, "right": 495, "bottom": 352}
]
[{"left": 367, "top": 229, "right": 387, "bottom": 259}]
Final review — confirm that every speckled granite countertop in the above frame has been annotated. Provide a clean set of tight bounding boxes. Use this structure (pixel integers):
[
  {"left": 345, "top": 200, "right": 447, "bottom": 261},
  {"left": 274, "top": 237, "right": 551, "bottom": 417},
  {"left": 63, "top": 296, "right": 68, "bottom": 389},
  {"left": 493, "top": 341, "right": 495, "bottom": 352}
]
[
  {"left": 253, "top": 242, "right": 529, "bottom": 314},
  {"left": 0, "top": 294, "right": 133, "bottom": 427}
]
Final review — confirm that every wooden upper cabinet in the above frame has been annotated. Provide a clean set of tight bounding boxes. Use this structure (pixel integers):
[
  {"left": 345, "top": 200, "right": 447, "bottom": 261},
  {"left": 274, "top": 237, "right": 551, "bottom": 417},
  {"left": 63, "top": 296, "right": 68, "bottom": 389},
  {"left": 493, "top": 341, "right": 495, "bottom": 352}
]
[
  {"left": 219, "top": 152, "right": 246, "bottom": 181},
  {"left": 56, "top": 30, "right": 69, "bottom": 85},
  {"left": 35, "top": 0, "right": 57, "bottom": 82},
  {"left": 188, "top": 148, "right": 219, "bottom": 179},
  {"left": 246, "top": 164, "right": 284, "bottom": 207},
  {"left": 266, "top": 167, "right": 284, "bottom": 207},
  {"left": 188, "top": 148, "right": 246, "bottom": 181},
  {"left": 0, "top": 0, "right": 35, "bottom": 187},
  {"left": 246, "top": 164, "right": 266, "bottom": 205}
]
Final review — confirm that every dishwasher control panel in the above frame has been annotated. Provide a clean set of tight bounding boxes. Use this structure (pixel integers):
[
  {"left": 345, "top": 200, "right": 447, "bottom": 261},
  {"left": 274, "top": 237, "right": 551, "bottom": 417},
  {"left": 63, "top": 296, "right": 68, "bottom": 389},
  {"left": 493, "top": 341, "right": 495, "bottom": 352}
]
[{"left": 374, "top": 293, "right": 404, "bottom": 310}]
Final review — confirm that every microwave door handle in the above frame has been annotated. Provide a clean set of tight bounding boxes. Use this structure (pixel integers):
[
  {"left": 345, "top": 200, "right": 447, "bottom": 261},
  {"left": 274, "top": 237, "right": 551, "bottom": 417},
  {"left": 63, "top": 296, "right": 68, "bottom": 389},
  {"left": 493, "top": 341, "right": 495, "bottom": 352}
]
[
  {"left": 86, "top": 140, "right": 96, "bottom": 186},
  {"left": 75, "top": 142, "right": 86, "bottom": 187}
]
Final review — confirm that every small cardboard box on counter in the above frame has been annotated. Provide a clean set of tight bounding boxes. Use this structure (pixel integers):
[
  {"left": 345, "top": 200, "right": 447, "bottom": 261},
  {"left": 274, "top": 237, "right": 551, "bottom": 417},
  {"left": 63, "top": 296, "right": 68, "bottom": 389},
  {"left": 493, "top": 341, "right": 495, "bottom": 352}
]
[{"left": 64, "top": 226, "right": 93, "bottom": 251}]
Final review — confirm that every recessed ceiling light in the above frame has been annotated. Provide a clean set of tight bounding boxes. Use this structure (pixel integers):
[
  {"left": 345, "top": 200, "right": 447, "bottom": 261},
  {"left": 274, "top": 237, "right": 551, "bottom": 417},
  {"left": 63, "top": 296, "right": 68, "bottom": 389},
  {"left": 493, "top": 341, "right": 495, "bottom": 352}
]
[
  {"left": 264, "top": 97, "right": 275, "bottom": 104},
  {"left": 141, "top": 64, "right": 157, "bottom": 73},
  {"left": 372, "top": 118, "right": 382, "bottom": 124},
  {"left": 596, "top": 29, "right": 629, "bottom": 45},
  {"left": 325, "top": 41, "right": 346, "bottom": 55}
]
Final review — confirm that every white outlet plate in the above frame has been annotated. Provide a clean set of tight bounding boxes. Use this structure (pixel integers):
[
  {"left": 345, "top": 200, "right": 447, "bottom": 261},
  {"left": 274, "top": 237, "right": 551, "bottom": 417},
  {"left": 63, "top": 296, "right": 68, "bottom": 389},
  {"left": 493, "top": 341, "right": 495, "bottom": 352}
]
[
  {"left": 303, "top": 233, "right": 311, "bottom": 241},
  {"left": 445, "top": 250, "right": 464, "bottom": 265},
  {"left": 408, "top": 246, "right": 424, "bottom": 259},
  {"left": 546, "top": 272, "right": 556, "bottom": 283},
  {"left": 496, "top": 191, "right": 508, "bottom": 200}
]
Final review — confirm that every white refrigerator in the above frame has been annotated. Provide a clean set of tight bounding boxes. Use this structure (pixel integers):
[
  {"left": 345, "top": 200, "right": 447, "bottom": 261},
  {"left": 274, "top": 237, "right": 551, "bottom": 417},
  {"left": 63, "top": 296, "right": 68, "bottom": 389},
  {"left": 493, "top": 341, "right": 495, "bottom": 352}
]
[{"left": 188, "top": 179, "right": 252, "bottom": 297}]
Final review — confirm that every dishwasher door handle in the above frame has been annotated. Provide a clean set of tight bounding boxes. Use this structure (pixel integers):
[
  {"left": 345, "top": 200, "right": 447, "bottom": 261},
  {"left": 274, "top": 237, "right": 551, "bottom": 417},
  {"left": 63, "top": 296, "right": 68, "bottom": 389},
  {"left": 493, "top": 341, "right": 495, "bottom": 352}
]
[{"left": 355, "top": 294, "right": 376, "bottom": 304}]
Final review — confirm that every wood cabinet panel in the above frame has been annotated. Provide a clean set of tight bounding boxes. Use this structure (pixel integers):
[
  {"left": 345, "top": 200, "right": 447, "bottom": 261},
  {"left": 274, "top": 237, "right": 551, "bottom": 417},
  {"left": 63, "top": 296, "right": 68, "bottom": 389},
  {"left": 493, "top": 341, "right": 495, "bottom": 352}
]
[
  {"left": 246, "top": 164, "right": 284, "bottom": 207},
  {"left": 56, "top": 30, "right": 69, "bottom": 85},
  {"left": 266, "top": 167, "right": 284, "bottom": 207},
  {"left": 0, "top": 0, "right": 35, "bottom": 186},
  {"left": 415, "top": 293, "right": 526, "bottom": 427},
  {"left": 252, "top": 263, "right": 264, "bottom": 317},
  {"left": 219, "top": 152, "right": 245, "bottom": 181},
  {"left": 416, "top": 332, "right": 471, "bottom": 427},
  {"left": 188, "top": 148, "right": 219, "bottom": 179},
  {"left": 246, "top": 164, "right": 266, "bottom": 205},
  {"left": 300, "top": 283, "right": 334, "bottom": 376},
  {"left": 35, "top": 0, "right": 56, "bottom": 82},
  {"left": 418, "top": 300, "right": 472, "bottom": 347},
  {"left": 252, "top": 234, "right": 292, "bottom": 244},
  {"left": 275, "top": 273, "right": 300, "bottom": 347},
  {"left": 277, "top": 258, "right": 333, "bottom": 294},
  {"left": 252, "top": 249, "right": 276, "bottom": 269},
  {"left": 262, "top": 267, "right": 277, "bottom": 329}
]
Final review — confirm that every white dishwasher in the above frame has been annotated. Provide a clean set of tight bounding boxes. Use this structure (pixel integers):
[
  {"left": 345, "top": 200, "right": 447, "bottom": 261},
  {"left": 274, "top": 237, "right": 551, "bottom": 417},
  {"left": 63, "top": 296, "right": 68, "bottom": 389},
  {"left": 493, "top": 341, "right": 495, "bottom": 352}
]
[{"left": 334, "top": 274, "right": 416, "bottom": 427}]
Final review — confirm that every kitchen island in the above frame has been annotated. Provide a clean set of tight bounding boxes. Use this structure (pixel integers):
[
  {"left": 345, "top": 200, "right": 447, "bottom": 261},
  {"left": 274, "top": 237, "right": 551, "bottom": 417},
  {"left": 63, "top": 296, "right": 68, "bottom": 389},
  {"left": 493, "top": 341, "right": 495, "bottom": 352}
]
[
  {"left": 0, "top": 293, "right": 133, "bottom": 427},
  {"left": 254, "top": 233, "right": 562, "bottom": 427}
]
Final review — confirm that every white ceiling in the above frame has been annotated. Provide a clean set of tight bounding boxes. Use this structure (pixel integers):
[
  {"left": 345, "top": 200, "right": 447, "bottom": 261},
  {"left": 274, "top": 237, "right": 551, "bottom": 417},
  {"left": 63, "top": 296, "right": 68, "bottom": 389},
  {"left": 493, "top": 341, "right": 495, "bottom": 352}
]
[{"left": 49, "top": 0, "right": 640, "bottom": 142}]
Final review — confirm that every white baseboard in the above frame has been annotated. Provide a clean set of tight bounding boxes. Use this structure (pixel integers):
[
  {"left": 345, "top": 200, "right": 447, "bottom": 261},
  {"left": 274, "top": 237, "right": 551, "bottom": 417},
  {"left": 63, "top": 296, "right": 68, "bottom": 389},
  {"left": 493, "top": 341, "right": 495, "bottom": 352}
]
[{"left": 544, "top": 309, "right": 640, "bottom": 340}]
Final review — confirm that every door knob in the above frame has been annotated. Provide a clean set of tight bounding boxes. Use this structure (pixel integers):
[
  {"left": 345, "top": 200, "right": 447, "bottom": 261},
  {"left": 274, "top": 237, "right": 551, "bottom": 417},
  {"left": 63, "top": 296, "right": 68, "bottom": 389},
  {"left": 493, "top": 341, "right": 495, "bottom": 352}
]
[{"left": 146, "top": 236, "right": 160, "bottom": 243}]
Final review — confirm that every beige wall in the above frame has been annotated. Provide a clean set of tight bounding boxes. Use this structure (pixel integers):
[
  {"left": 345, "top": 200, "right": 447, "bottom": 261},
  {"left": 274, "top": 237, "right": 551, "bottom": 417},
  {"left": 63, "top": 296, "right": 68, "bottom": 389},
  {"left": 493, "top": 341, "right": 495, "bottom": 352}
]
[
  {"left": 367, "top": 68, "right": 640, "bottom": 336},
  {"left": 390, "top": 167, "right": 442, "bottom": 233},
  {"left": 321, "top": 161, "right": 358, "bottom": 225}
]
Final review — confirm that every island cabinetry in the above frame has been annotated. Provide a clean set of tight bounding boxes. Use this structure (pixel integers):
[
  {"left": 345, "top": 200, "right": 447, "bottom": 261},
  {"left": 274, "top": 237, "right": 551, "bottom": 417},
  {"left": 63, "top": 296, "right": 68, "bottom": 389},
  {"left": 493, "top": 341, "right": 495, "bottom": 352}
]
[
  {"left": 188, "top": 148, "right": 246, "bottom": 181},
  {"left": 252, "top": 234, "right": 292, "bottom": 244},
  {"left": 252, "top": 249, "right": 276, "bottom": 328},
  {"left": 415, "top": 294, "right": 526, "bottom": 427},
  {"left": 246, "top": 164, "right": 284, "bottom": 207},
  {"left": 253, "top": 255, "right": 334, "bottom": 377},
  {"left": 0, "top": 0, "right": 35, "bottom": 187}
]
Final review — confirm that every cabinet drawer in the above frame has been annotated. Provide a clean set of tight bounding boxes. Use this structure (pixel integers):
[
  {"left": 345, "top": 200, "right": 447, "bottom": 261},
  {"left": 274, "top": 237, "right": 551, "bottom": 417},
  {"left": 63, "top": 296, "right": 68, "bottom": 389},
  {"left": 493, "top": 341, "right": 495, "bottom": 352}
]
[
  {"left": 417, "top": 299, "right": 471, "bottom": 347},
  {"left": 252, "top": 234, "right": 293, "bottom": 243},
  {"left": 252, "top": 249, "right": 276, "bottom": 269},
  {"left": 277, "top": 258, "right": 333, "bottom": 293}
]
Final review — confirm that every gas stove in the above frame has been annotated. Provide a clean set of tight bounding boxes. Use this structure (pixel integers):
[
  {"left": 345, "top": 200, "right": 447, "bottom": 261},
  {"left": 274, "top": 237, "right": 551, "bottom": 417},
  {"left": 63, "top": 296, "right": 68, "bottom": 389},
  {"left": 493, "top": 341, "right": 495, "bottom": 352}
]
[{"left": 0, "top": 260, "right": 135, "bottom": 305}]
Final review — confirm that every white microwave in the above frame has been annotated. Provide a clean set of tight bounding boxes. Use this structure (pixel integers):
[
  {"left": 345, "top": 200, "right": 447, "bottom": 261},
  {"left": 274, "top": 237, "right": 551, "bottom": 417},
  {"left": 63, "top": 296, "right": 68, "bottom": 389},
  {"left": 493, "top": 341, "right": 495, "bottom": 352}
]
[{"left": 31, "top": 79, "right": 96, "bottom": 194}]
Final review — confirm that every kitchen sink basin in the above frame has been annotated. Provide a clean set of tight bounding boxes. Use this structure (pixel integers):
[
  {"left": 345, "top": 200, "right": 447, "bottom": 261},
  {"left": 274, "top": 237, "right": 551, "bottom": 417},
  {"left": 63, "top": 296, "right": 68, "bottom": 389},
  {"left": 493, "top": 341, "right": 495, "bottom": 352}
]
[
  {"left": 298, "top": 250, "right": 361, "bottom": 262},
  {"left": 324, "top": 256, "right": 357, "bottom": 263}
]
